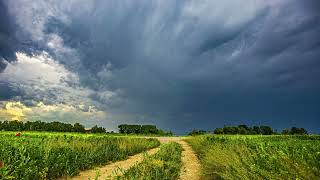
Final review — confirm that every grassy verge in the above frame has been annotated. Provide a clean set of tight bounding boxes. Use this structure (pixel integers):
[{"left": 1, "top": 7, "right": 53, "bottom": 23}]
[
  {"left": 187, "top": 135, "right": 320, "bottom": 180},
  {"left": 0, "top": 132, "right": 160, "bottom": 179},
  {"left": 116, "top": 142, "right": 183, "bottom": 180}
]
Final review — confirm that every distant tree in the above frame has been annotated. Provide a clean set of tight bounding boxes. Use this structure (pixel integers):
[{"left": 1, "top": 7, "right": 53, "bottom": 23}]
[
  {"left": 91, "top": 125, "right": 106, "bottom": 133},
  {"left": 141, "top": 125, "right": 158, "bottom": 134},
  {"left": 43, "top": 121, "right": 74, "bottom": 132},
  {"left": 282, "top": 127, "right": 308, "bottom": 135},
  {"left": 157, "top": 129, "right": 165, "bottom": 136},
  {"left": 252, "top": 126, "right": 261, "bottom": 134},
  {"left": 214, "top": 128, "right": 224, "bottom": 134},
  {"left": 291, "top": 127, "right": 308, "bottom": 135},
  {"left": 0, "top": 121, "right": 3, "bottom": 131},
  {"left": 188, "top": 129, "right": 207, "bottom": 136},
  {"left": 281, "top": 128, "right": 290, "bottom": 135},
  {"left": 131, "top": 125, "right": 142, "bottom": 134},
  {"left": 6, "top": 120, "right": 24, "bottom": 131},
  {"left": 212, "top": 124, "right": 309, "bottom": 135},
  {"left": 0, "top": 120, "right": 89, "bottom": 133},
  {"left": 238, "top": 124, "right": 253, "bottom": 134},
  {"left": 1, "top": 121, "right": 9, "bottom": 131},
  {"left": 118, "top": 124, "right": 140, "bottom": 134},
  {"left": 166, "top": 131, "right": 173, "bottom": 136},
  {"left": 223, "top": 126, "right": 238, "bottom": 134},
  {"left": 238, "top": 124, "right": 249, "bottom": 130},
  {"left": 238, "top": 127, "right": 248, "bottom": 134},
  {"left": 24, "top": 121, "right": 33, "bottom": 131},
  {"left": 26, "top": 121, "right": 45, "bottom": 131},
  {"left": 73, "top": 123, "right": 85, "bottom": 133},
  {"left": 259, "top": 126, "right": 274, "bottom": 135},
  {"left": 212, "top": 124, "right": 275, "bottom": 135},
  {"left": 118, "top": 124, "right": 127, "bottom": 133},
  {"left": 118, "top": 124, "right": 172, "bottom": 135}
]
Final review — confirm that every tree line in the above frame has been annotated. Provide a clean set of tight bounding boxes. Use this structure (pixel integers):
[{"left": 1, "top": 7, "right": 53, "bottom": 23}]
[
  {"left": 214, "top": 125, "right": 274, "bottom": 135},
  {"left": 118, "top": 124, "right": 173, "bottom": 135},
  {"left": 189, "top": 125, "right": 308, "bottom": 136},
  {"left": 0, "top": 121, "right": 172, "bottom": 135},
  {"left": 0, "top": 120, "right": 106, "bottom": 133}
]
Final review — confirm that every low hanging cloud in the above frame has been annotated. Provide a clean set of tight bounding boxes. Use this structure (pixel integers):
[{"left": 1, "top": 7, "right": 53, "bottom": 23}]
[{"left": 0, "top": 0, "right": 320, "bottom": 133}]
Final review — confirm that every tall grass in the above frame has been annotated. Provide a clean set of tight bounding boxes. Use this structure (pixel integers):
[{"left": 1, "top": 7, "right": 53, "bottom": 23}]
[
  {"left": 187, "top": 135, "right": 320, "bottom": 179},
  {"left": 0, "top": 132, "right": 160, "bottom": 179},
  {"left": 116, "top": 142, "right": 183, "bottom": 180}
]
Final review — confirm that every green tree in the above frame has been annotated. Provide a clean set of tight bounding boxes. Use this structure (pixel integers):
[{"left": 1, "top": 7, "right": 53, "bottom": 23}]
[
  {"left": 213, "top": 128, "right": 224, "bottom": 134},
  {"left": 188, "top": 129, "right": 207, "bottom": 136},
  {"left": 281, "top": 128, "right": 290, "bottom": 135},
  {"left": 223, "top": 126, "right": 238, "bottom": 134},
  {"left": 91, "top": 125, "right": 106, "bottom": 133},
  {"left": 238, "top": 127, "right": 248, "bottom": 134},
  {"left": 141, "top": 125, "right": 158, "bottom": 134},
  {"left": 252, "top": 126, "right": 261, "bottom": 134},
  {"left": 73, "top": 123, "right": 85, "bottom": 133},
  {"left": 6, "top": 120, "right": 24, "bottom": 131},
  {"left": 283, "top": 127, "right": 308, "bottom": 135},
  {"left": 259, "top": 126, "right": 274, "bottom": 135}
]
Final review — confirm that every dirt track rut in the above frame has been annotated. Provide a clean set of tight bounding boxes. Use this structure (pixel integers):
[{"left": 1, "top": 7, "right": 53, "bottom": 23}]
[{"left": 61, "top": 137, "right": 201, "bottom": 180}]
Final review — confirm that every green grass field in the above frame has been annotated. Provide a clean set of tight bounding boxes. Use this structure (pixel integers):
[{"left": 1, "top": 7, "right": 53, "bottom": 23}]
[
  {"left": 1, "top": 131, "right": 320, "bottom": 180},
  {"left": 0, "top": 132, "right": 160, "bottom": 179},
  {"left": 118, "top": 142, "right": 183, "bottom": 180},
  {"left": 187, "top": 135, "right": 320, "bottom": 179}
]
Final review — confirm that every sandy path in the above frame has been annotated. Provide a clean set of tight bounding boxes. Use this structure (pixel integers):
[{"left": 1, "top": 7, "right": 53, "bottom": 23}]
[
  {"left": 60, "top": 137, "right": 201, "bottom": 180},
  {"left": 63, "top": 147, "right": 159, "bottom": 180},
  {"left": 178, "top": 139, "right": 201, "bottom": 180},
  {"left": 151, "top": 137, "right": 201, "bottom": 179}
]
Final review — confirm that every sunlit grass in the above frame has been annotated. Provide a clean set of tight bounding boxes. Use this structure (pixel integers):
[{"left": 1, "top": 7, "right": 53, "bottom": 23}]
[
  {"left": 187, "top": 135, "right": 320, "bottom": 179},
  {"left": 117, "top": 142, "right": 183, "bottom": 180},
  {"left": 0, "top": 132, "right": 160, "bottom": 179}
]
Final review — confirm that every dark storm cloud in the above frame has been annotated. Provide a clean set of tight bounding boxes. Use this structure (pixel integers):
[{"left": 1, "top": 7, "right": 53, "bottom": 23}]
[
  {"left": 0, "top": 0, "right": 46, "bottom": 72},
  {"left": 0, "top": 0, "right": 17, "bottom": 71},
  {"left": 1, "top": 0, "right": 320, "bottom": 133}
]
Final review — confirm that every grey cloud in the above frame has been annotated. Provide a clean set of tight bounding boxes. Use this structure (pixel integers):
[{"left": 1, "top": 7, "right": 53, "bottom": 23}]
[
  {"left": 1, "top": 0, "right": 320, "bottom": 133},
  {"left": 0, "top": 0, "right": 17, "bottom": 71}
]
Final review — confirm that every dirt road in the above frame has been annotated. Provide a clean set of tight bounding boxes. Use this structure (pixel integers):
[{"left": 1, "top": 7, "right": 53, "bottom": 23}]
[
  {"left": 64, "top": 148, "right": 159, "bottom": 180},
  {"left": 155, "top": 137, "right": 201, "bottom": 179},
  {"left": 62, "top": 137, "right": 201, "bottom": 180},
  {"left": 178, "top": 139, "right": 201, "bottom": 180}
]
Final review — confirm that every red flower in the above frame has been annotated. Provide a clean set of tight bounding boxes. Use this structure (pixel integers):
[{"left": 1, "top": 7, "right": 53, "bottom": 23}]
[{"left": 16, "top": 132, "right": 21, "bottom": 137}]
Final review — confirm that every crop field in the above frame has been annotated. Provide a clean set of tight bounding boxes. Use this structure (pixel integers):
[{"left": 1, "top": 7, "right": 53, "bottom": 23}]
[
  {"left": 1, "top": 131, "right": 320, "bottom": 180},
  {"left": 118, "top": 142, "right": 183, "bottom": 179},
  {"left": 187, "top": 135, "right": 320, "bottom": 179},
  {"left": 0, "top": 132, "right": 160, "bottom": 179}
]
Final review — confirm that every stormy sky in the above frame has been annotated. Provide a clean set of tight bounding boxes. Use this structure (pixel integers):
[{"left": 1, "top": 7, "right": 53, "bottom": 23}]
[{"left": 0, "top": 0, "right": 319, "bottom": 133}]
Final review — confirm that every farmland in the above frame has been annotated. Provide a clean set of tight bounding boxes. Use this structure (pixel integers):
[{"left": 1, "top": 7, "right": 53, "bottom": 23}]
[
  {"left": 119, "top": 142, "right": 183, "bottom": 179},
  {"left": 0, "top": 132, "right": 160, "bottom": 179},
  {"left": 1, "top": 131, "right": 320, "bottom": 180},
  {"left": 187, "top": 135, "right": 320, "bottom": 179}
]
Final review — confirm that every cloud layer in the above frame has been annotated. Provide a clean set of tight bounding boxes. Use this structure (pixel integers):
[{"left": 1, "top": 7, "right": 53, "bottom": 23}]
[{"left": 0, "top": 0, "right": 320, "bottom": 133}]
